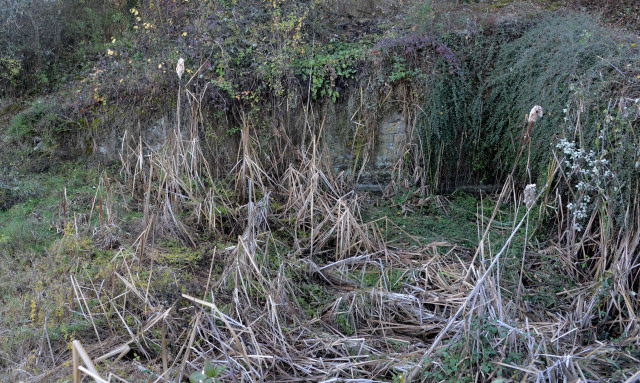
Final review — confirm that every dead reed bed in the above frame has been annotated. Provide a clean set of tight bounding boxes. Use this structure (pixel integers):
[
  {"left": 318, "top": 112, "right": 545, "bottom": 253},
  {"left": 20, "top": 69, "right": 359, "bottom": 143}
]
[{"left": 29, "top": 97, "right": 639, "bottom": 383}]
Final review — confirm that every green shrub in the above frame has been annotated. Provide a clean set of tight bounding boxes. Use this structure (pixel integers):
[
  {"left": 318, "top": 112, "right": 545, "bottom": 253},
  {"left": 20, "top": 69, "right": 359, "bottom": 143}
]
[
  {"left": 484, "top": 13, "right": 637, "bottom": 181},
  {"left": 0, "top": 0, "right": 130, "bottom": 96},
  {"left": 9, "top": 98, "right": 56, "bottom": 140},
  {"left": 415, "top": 12, "right": 639, "bottom": 190}
]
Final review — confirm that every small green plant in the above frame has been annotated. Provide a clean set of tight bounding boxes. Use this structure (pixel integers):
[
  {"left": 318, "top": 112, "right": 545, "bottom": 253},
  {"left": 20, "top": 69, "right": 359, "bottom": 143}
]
[
  {"left": 334, "top": 300, "right": 356, "bottom": 335},
  {"left": 190, "top": 360, "right": 225, "bottom": 383},
  {"left": 336, "top": 311, "right": 355, "bottom": 335},
  {"left": 297, "top": 282, "right": 332, "bottom": 317},
  {"left": 389, "top": 56, "right": 422, "bottom": 83},
  {"left": 422, "top": 317, "right": 525, "bottom": 382},
  {"left": 295, "top": 42, "right": 363, "bottom": 102}
]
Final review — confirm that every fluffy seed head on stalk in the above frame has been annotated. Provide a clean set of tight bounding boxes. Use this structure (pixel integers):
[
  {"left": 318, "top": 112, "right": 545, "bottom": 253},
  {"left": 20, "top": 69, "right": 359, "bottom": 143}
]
[
  {"left": 176, "top": 58, "right": 185, "bottom": 80},
  {"left": 524, "top": 184, "right": 537, "bottom": 208},
  {"left": 528, "top": 105, "right": 543, "bottom": 124}
]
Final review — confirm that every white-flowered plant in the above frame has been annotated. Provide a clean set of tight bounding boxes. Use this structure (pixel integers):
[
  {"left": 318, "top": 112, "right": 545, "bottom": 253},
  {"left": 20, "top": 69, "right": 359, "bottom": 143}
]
[{"left": 556, "top": 138, "right": 614, "bottom": 231}]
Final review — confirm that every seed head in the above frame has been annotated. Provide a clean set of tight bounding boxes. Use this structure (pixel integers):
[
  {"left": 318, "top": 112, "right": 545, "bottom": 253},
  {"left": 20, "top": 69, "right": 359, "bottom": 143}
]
[
  {"left": 176, "top": 58, "right": 185, "bottom": 80},
  {"left": 524, "top": 184, "right": 537, "bottom": 208},
  {"left": 528, "top": 105, "right": 543, "bottom": 124}
]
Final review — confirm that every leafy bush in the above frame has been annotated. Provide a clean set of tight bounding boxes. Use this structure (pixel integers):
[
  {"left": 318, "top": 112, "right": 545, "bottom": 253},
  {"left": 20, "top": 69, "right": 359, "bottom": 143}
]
[
  {"left": 0, "top": 0, "right": 130, "bottom": 96},
  {"left": 485, "top": 13, "right": 638, "bottom": 181},
  {"left": 9, "top": 98, "right": 57, "bottom": 140},
  {"left": 294, "top": 41, "right": 364, "bottom": 102},
  {"left": 410, "top": 12, "right": 639, "bottom": 190}
]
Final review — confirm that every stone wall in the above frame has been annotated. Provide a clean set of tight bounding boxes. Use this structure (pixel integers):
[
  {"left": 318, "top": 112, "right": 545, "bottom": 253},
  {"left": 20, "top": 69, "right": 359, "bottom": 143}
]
[
  {"left": 89, "top": 79, "right": 411, "bottom": 191},
  {"left": 319, "top": 86, "right": 408, "bottom": 190}
]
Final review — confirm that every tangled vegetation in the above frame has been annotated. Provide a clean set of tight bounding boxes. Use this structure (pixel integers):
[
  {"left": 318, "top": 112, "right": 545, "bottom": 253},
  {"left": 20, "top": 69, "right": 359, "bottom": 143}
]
[{"left": 1, "top": 0, "right": 640, "bottom": 382}]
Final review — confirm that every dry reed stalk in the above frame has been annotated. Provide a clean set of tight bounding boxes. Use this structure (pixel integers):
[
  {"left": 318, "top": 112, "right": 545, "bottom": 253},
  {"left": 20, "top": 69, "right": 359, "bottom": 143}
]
[
  {"left": 72, "top": 340, "right": 105, "bottom": 383},
  {"left": 516, "top": 183, "right": 537, "bottom": 303},
  {"left": 176, "top": 58, "right": 183, "bottom": 135},
  {"left": 463, "top": 106, "right": 545, "bottom": 285}
]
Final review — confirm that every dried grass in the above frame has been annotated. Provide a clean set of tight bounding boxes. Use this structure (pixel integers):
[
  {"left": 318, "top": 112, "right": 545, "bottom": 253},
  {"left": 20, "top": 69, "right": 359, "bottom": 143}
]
[{"left": 28, "top": 96, "right": 640, "bottom": 383}]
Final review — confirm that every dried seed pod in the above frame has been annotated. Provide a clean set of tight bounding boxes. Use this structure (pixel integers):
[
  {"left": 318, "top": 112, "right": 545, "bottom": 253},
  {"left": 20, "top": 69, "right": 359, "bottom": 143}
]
[
  {"left": 528, "top": 105, "right": 543, "bottom": 124},
  {"left": 176, "top": 57, "right": 185, "bottom": 80},
  {"left": 524, "top": 183, "right": 537, "bottom": 208}
]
